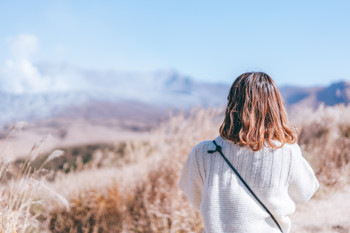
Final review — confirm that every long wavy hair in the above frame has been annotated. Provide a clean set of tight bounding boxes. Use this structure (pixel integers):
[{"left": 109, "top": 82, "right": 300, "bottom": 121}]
[{"left": 219, "top": 72, "right": 297, "bottom": 151}]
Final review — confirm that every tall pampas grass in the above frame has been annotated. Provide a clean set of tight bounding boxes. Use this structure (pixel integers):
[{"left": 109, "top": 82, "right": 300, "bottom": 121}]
[
  {"left": 48, "top": 108, "right": 223, "bottom": 232},
  {"left": 0, "top": 123, "right": 67, "bottom": 233},
  {"left": 292, "top": 104, "right": 350, "bottom": 186},
  {"left": 3, "top": 105, "right": 350, "bottom": 232}
]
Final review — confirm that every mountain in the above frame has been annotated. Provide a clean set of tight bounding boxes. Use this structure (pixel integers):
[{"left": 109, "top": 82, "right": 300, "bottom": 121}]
[
  {"left": 280, "top": 81, "right": 350, "bottom": 108},
  {"left": 0, "top": 63, "right": 349, "bottom": 128},
  {"left": 0, "top": 68, "right": 229, "bottom": 127},
  {"left": 316, "top": 81, "right": 350, "bottom": 106}
]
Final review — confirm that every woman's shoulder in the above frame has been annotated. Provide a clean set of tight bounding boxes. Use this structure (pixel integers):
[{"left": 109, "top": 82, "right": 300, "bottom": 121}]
[
  {"left": 280, "top": 141, "right": 302, "bottom": 154},
  {"left": 264, "top": 139, "right": 301, "bottom": 153},
  {"left": 192, "top": 135, "right": 236, "bottom": 154},
  {"left": 192, "top": 139, "right": 217, "bottom": 154}
]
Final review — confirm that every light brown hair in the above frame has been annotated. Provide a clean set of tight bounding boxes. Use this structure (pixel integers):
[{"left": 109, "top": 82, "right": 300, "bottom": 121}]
[{"left": 219, "top": 72, "right": 297, "bottom": 151}]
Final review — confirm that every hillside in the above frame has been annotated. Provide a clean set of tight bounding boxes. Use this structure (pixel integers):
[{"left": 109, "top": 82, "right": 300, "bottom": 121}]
[
  {"left": 2, "top": 106, "right": 349, "bottom": 233},
  {"left": 280, "top": 81, "right": 350, "bottom": 108}
]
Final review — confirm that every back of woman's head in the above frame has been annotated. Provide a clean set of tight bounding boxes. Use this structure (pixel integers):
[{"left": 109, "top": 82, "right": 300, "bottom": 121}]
[{"left": 219, "top": 72, "right": 297, "bottom": 151}]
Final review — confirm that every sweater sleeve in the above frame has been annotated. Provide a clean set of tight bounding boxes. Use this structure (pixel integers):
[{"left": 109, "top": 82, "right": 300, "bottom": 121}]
[
  {"left": 288, "top": 144, "right": 319, "bottom": 204},
  {"left": 177, "top": 145, "right": 204, "bottom": 210}
]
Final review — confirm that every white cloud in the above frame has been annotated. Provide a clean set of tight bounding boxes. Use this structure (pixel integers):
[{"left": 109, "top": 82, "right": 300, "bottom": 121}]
[
  {"left": 0, "top": 34, "right": 49, "bottom": 93},
  {"left": 0, "top": 34, "right": 89, "bottom": 94},
  {"left": 0, "top": 34, "right": 185, "bottom": 95},
  {"left": 7, "top": 34, "right": 38, "bottom": 60}
]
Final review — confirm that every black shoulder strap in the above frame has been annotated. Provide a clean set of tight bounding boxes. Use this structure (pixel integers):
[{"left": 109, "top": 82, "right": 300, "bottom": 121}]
[{"left": 207, "top": 140, "right": 283, "bottom": 233}]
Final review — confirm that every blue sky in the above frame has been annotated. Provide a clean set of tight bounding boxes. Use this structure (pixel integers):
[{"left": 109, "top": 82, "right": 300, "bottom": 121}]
[{"left": 0, "top": 0, "right": 349, "bottom": 86}]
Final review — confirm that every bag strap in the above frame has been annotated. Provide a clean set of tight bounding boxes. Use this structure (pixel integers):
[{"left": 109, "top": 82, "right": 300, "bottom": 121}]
[{"left": 207, "top": 140, "right": 283, "bottom": 233}]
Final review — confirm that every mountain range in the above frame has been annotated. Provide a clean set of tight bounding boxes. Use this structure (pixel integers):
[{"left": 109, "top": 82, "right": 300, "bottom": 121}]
[
  {"left": 1, "top": 67, "right": 349, "bottom": 128},
  {"left": 280, "top": 81, "right": 350, "bottom": 108}
]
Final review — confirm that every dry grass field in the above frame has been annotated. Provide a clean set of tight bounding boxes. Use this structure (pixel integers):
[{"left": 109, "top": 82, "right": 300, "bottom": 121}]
[{"left": 1, "top": 105, "right": 350, "bottom": 233}]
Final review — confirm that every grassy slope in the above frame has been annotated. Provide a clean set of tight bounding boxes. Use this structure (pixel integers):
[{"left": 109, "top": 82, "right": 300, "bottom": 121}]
[{"left": 2, "top": 105, "right": 350, "bottom": 232}]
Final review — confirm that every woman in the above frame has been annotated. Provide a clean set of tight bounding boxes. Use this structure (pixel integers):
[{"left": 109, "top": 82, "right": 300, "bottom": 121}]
[{"left": 178, "top": 72, "right": 319, "bottom": 233}]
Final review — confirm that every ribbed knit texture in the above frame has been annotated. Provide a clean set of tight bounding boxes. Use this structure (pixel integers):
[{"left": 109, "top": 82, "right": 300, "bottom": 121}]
[{"left": 178, "top": 135, "right": 319, "bottom": 233}]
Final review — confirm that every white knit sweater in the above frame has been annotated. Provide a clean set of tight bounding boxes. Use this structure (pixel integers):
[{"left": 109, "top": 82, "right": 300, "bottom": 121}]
[{"left": 178, "top": 135, "right": 319, "bottom": 233}]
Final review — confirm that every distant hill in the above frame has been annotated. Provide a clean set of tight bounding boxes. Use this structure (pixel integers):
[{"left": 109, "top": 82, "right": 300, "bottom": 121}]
[
  {"left": 0, "top": 65, "right": 349, "bottom": 128},
  {"left": 316, "top": 81, "right": 350, "bottom": 106},
  {"left": 280, "top": 81, "right": 350, "bottom": 109},
  {"left": 0, "top": 69, "right": 228, "bottom": 128}
]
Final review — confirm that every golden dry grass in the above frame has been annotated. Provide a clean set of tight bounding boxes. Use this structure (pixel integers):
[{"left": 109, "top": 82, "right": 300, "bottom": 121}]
[
  {"left": 292, "top": 104, "right": 350, "bottom": 187},
  {"left": 1, "top": 105, "right": 350, "bottom": 232}
]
